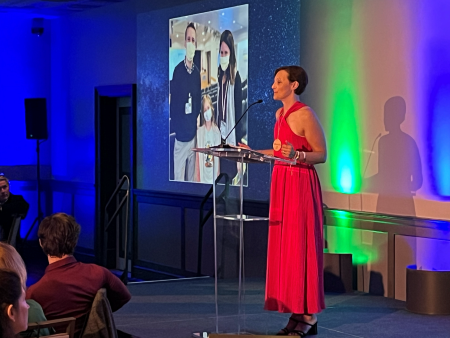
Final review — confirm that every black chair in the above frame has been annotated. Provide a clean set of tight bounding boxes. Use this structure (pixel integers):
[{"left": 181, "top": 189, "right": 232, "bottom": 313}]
[
  {"left": 7, "top": 215, "right": 22, "bottom": 248},
  {"left": 26, "top": 317, "right": 76, "bottom": 338}
]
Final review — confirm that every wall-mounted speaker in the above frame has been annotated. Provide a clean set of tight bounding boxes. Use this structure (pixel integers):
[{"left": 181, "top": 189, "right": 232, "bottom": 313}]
[
  {"left": 25, "top": 98, "right": 48, "bottom": 140},
  {"left": 32, "top": 18, "right": 44, "bottom": 36}
]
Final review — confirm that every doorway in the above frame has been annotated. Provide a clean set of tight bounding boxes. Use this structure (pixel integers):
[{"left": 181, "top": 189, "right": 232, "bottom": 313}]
[{"left": 95, "top": 84, "right": 136, "bottom": 272}]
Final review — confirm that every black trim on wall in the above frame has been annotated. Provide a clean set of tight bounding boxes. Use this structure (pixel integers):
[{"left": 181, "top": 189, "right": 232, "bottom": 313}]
[{"left": 16, "top": 176, "right": 450, "bottom": 288}]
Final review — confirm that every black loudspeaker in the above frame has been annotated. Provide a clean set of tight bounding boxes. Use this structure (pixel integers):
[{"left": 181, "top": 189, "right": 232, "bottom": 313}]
[{"left": 25, "top": 98, "right": 48, "bottom": 140}]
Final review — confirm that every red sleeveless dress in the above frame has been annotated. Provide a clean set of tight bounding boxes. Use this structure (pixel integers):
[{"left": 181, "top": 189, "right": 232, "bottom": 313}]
[{"left": 264, "top": 101, "right": 325, "bottom": 314}]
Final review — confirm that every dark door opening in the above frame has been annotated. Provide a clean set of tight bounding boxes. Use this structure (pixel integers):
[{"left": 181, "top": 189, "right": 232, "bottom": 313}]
[{"left": 95, "top": 84, "right": 136, "bottom": 273}]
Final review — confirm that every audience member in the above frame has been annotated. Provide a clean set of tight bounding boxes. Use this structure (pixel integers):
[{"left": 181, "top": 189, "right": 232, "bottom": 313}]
[
  {"left": 0, "top": 242, "right": 51, "bottom": 336},
  {"left": 0, "top": 270, "right": 29, "bottom": 338},
  {"left": 0, "top": 175, "right": 29, "bottom": 241},
  {"left": 26, "top": 213, "right": 131, "bottom": 335}
]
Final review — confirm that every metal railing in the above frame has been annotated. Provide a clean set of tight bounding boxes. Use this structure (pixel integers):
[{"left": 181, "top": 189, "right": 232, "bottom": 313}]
[{"left": 104, "top": 175, "right": 130, "bottom": 284}]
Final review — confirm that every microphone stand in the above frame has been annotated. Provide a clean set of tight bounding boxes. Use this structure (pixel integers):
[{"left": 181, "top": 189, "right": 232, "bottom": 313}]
[
  {"left": 220, "top": 100, "right": 263, "bottom": 147},
  {"left": 24, "top": 139, "right": 46, "bottom": 244},
  {"left": 359, "top": 133, "right": 382, "bottom": 211}
]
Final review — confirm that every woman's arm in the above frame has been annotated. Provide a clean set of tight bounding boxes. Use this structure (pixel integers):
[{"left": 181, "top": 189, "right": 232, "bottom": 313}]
[
  {"left": 256, "top": 149, "right": 275, "bottom": 156},
  {"left": 287, "top": 107, "right": 327, "bottom": 165},
  {"left": 238, "top": 143, "right": 274, "bottom": 156}
]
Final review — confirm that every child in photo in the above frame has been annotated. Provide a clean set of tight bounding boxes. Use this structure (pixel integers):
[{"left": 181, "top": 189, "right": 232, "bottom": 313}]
[{"left": 196, "top": 94, "right": 221, "bottom": 183}]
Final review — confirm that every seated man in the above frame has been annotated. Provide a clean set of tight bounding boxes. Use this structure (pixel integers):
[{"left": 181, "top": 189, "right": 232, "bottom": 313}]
[
  {"left": 0, "top": 175, "right": 29, "bottom": 241},
  {"left": 26, "top": 212, "right": 131, "bottom": 335}
]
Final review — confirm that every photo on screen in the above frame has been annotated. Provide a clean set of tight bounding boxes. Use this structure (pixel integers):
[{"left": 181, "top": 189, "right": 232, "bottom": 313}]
[{"left": 169, "top": 5, "right": 249, "bottom": 185}]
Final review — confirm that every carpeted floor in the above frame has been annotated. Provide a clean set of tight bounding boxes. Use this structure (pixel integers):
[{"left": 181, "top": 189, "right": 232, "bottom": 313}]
[
  {"left": 20, "top": 243, "right": 450, "bottom": 337},
  {"left": 113, "top": 277, "right": 450, "bottom": 338}
]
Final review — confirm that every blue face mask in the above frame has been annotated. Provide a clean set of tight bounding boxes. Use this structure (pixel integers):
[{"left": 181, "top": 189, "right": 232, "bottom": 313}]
[{"left": 204, "top": 108, "right": 212, "bottom": 122}]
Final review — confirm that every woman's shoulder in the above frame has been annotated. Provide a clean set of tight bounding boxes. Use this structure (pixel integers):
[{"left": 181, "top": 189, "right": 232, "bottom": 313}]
[
  {"left": 26, "top": 299, "right": 43, "bottom": 308},
  {"left": 292, "top": 105, "right": 314, "bottom": 116},
  {"left": 27, "top": 299, "right": 47, "bottom": 320}
]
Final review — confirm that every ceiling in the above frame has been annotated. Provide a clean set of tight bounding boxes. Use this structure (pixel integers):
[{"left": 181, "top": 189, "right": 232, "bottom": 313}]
[{"left": 0, "top": 0, "right": 132, "bottom": 16}]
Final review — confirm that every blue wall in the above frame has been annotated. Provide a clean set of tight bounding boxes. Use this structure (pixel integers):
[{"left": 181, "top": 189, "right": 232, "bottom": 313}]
[
  {"left": 0, "top": 13, "right": 53, "bottom": 238},
  {"left": 0, "top": 13, "right": 52, "bottom": 166}
]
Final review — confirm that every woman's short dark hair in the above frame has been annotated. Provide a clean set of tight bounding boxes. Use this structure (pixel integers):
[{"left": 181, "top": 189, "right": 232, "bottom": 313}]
[
  {"left": 0, "top": 270, "right": 22, "bottom": 337},
  {"left": 38, "top": 213, "right": 81, "bottom": 258},
  {"left": 274, "top": 66, "right": 308, "bottom": 95}
]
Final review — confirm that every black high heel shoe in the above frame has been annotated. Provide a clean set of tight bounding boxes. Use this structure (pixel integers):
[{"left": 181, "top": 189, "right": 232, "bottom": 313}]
[
  {"left": 276, "top": 316, "right": 299, "bottom": 335},
  {"left": 289, "top": 320, "right": 318, "bottom": 337}
]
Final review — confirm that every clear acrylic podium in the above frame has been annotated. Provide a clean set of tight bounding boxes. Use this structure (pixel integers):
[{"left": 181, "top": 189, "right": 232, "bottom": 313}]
[{"left": 192, "top": 147, "right": 295, "bottom": 336}]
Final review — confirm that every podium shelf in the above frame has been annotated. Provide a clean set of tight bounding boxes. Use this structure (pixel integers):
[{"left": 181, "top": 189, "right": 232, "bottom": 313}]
[{"left": 215, "top": 214, "right": 269, "bottom": 221}]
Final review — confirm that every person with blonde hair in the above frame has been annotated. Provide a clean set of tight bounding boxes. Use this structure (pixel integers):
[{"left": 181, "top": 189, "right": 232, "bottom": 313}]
[
  {"left": 0, "top": 242, "right": 51, "bottom": 336},
  {"left": 195, "top": 94, "right": 221, "bottom": 183},
  {"left": 0, "top": 243, "right": 27, "bottom": 287}
]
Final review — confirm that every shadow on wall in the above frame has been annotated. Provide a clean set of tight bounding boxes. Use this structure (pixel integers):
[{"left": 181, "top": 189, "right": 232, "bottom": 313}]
[{"left": 366, "top": 96, "right": 423, "bottom": 216}]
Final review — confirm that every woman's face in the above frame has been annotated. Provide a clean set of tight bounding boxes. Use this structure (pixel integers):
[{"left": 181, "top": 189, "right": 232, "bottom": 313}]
[
  {"left": 11, "top": 288, "right": 29, "bottom": 334},
  {"left": 220, "top": 41, "right": 230, "bottom": 58},
  {"left": 272, "top": 70, "right": 296, "bottom": 101}
]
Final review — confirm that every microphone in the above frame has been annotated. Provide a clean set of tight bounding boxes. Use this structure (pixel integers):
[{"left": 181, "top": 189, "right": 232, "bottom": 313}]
[
  {"left": 362, "top": 132, "right": 382, "bottom": 178},
  {"left": 220, "top": 99, "right": 263, "bottom": 146},
  {"left": 360, "top": 132, "right": 382, "bottom": 212}
]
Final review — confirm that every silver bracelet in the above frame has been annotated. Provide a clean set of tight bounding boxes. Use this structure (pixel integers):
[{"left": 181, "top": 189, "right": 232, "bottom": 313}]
[
  {"left": 302, "top": 151, "right": 306, "bottom": 162},
  {"left": 289, "top": 148, "right": 296, "bottom": 159}
]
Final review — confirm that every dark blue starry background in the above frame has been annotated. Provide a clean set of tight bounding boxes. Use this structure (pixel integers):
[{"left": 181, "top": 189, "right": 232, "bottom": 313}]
[{"left": 137, "top": 0, "right": 300, "bottom": 201}]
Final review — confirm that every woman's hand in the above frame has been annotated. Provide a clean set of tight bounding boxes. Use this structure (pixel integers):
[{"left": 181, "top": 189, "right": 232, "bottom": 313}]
[
  {"left": 238, "top": 142, "right": 251, "bottom": 150},
  {"left": 281, "top": 141, "right": 295, "bottom": 158}
]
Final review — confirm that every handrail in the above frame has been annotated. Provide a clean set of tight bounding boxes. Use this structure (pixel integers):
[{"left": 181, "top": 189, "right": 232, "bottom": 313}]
[
  {"left": 104, "top": 175, "right": 130, "bottom": 284},
  {"left": 197, "top": 173, "right": 229, "bottom": 275}
]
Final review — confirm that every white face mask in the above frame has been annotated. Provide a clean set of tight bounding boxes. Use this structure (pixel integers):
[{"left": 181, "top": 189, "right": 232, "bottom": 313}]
[
  {"left": 186, "top": 42, "right": 195, "bottom": 62},
  {"left": 220, "top": 55, "right": 230, "bottom": 71},
  {"left": 204, "top": 108, "right": 212, "bottom": 122}
]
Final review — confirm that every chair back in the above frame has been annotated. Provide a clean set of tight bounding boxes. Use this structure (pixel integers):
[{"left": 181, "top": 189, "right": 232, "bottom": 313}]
[
  {"left": 27, "top": 317, "right": 76, "bottom": 338},
  {"left": 81, "top": 288, "right": 118, "bottom": 338},
  {"left": 7, "top": 215, "right": 21, "bottom": 247}
]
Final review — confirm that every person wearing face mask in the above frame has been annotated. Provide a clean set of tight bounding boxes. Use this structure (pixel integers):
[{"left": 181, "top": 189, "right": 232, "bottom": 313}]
[
  {"left": 170, "top": 22, "right": 201, "bottom": 182},
  {"left": 217, "top": 30, "right": 243, "bottom": 147},
  {"left": 217, "top": 30, "right": 243, "bottom": 184},
  {"left": 195, "top": 95, "right": 221, "bottom": 183}
]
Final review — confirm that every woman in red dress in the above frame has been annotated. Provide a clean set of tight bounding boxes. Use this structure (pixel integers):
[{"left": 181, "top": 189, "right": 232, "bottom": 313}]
[{"left": 240, "top": 66, "right": 326, "bottom": 336}]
